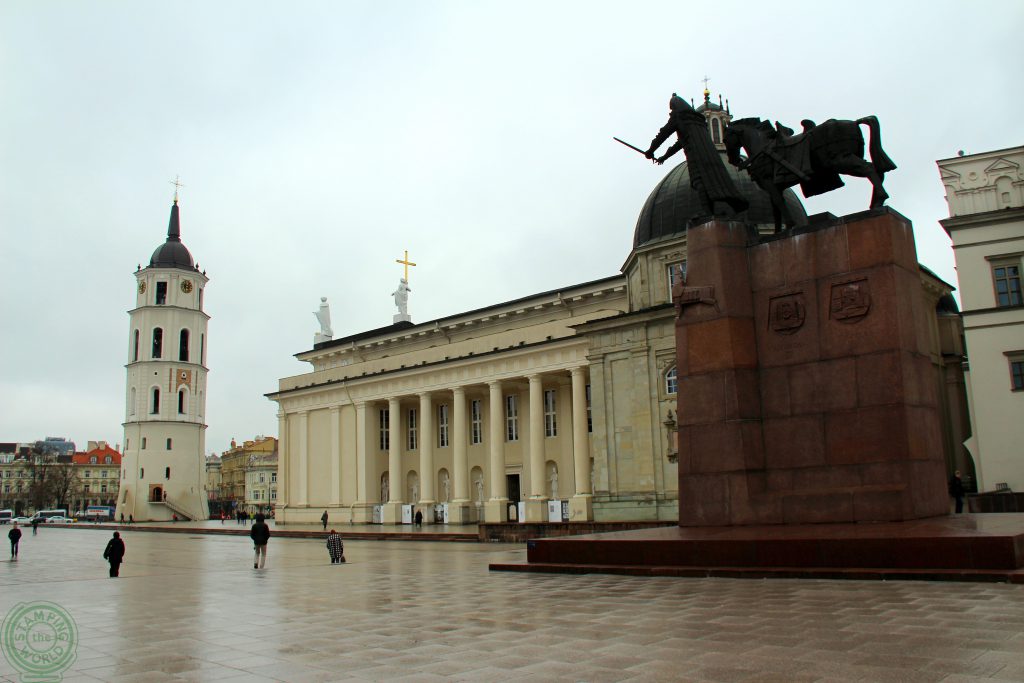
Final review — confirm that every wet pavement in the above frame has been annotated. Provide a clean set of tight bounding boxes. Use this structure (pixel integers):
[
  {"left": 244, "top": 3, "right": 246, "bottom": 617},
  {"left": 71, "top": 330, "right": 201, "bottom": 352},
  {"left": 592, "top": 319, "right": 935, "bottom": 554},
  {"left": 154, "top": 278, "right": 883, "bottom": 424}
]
[{"left": 2, "top": 527, "right": 1024, "bottom": 682}]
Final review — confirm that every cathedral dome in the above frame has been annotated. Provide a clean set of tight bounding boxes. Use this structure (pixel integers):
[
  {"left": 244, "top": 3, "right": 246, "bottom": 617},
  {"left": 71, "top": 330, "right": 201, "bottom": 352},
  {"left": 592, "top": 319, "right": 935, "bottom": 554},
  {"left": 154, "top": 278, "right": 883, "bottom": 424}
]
[
  {"left": 632, "top": 156, "right": 808, "bottom": 249},
  {"left": 149, "top": 200, "right": 195, "bottom": 270}
]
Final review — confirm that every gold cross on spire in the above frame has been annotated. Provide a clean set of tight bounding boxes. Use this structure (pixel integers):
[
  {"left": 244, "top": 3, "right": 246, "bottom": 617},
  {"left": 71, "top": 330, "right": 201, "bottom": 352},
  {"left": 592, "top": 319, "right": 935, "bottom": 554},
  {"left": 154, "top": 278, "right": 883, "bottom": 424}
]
[
  {"left": 701, "top": 75, "right": 711, "bottom": 90},
  {"left": 395, "top": 250, "right": 417, "bottom": 281},
  {"left": 169, "top": 175, "right": 185, "bottom": 202}
]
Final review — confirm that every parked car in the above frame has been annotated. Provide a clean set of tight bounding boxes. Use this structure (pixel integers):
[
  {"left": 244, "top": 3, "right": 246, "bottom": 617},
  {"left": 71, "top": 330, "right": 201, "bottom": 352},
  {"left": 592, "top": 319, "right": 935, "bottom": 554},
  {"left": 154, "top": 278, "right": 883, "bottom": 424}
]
[
  {"left": 45, "top": 516, "right": 74, "bottom": 524},
  {"left": 11, "top": 517, "right": 31, "bottom": 524}
]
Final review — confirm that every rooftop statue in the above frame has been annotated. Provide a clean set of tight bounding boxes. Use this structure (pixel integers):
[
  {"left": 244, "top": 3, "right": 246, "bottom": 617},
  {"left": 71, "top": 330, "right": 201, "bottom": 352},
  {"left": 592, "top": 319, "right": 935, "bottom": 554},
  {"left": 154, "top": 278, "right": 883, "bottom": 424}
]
[
  {"left": 724, "top": 115, "right": 897, "bottom": 233},
  {"left": 314, "top": 297, "right": 333, "bottom": 345},
  {"left": 643, "top": 94, "right": 749, "bottom": 217}
]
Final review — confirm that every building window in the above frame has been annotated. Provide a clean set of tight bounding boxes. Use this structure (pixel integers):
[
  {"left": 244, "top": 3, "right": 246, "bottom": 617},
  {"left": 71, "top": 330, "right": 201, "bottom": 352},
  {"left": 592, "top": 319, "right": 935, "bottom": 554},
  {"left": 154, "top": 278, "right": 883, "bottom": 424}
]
[
  {"left": 505, "top": 394, "right": 519, "bottom": 442},
  {"left": 259, "top": 472, "right": 265, "bottom": 483},
  {"left": 100, "top": 485, "right": 107, "bottom": 493},
  {"left": 178, "top": 389, "right": 186, "bottom": 414},
  {"left": 271, "top": 472, "right": 277, "bottom": 483},
  {"left": 156, "top": 281, "right": 167, "bottom": 305},
  {"left": 84, "top": 485, "right": 90, "bottom": 493},
  {"left": 200, "top": 334, "right": 205, "bottom": 364},
  {"left": 140, "top": 468, "right": 144, "bottom": 478},
  {"left": 438, "top": 404, "right": 450, "bottom": 448},
  {"left": 141, "top": 438, "right": 146, "bottom": 450},
  {"left": 712, "top": 118, "right": 721, "bottom": 144},
  {"left": 199, "top": 288, "right": 203, "bottom": 311},
  {"left": 379, "top": 409, "right": 390, "bottom": 451},
  {"left": 665, "top": 366, "right": 678, "bottom": 395},
  {"left": 271, "top": 490, "right": 277, "bottom": 500},
  {"left": 130, "top": 387, "right": 136, "bottom": 415},
  {"left": 105, "top": 456, "right": 112, "bottom": 464},
  {"left": 101, "top": 470, "right": 107, "bottom": 478},
  {"left": 993, "top": 262, "right": 1022, "bottom": 307},
  {"left": 179, "top": 329, "right": 190, "bottom": 362},
  {"left": 586, "top": 384, "right": 592, "bottom": 433},
  {"left": 165, "top": 466, "right": 170, "bottom": 479},
  {"left": 90, "top": 456, "right": 97, "bottom": 464},
  {"left": 152, "top": 328, "right": 163, "bottom": 358},
  {"left": 667, "top": 262, "right": 686, "bottom": 302},
  {"left": 544, "top": 389, "right": 557, "bottom": 437},
  {"left": 1011, "top": 358, "right": 1024, "bottom": 391},
  {"left": 151, "top": 388, "right": 160, "bottom": 414},
  {"left": 133, "top": 329, "right": 140, "bottom": 361},
  {"left": 84, "top": 470, "right": 91, "bottom": 478},
  {"left": 166, "top": 438, "right": 172, "bottom": 450},
  {"left": 470, "top": 400, "right": 483, "bottom": 445},
  {"left": 408, "top": 408, "right": 418, "bottom": 450}
]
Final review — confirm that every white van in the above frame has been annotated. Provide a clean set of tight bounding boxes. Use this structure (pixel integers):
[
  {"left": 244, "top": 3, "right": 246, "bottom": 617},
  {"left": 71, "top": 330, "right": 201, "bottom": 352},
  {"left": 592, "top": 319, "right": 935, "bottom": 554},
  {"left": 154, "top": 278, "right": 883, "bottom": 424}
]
[
  {"left": 31, "top": 509, "right": 68, "bottom": 522},
  {"left": 0, "top": 509, "right": 12, "bottom": 524}
]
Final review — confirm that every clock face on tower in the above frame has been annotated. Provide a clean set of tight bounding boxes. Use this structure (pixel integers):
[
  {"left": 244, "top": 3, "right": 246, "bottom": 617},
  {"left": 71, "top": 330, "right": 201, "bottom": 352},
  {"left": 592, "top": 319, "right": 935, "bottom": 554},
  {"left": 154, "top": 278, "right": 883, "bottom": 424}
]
[
  {"left": 181, "top": 280, "right": 193, "bottom": 293},
  {"left": 138, "top": 281, "right": 147, "bottom": 294}
]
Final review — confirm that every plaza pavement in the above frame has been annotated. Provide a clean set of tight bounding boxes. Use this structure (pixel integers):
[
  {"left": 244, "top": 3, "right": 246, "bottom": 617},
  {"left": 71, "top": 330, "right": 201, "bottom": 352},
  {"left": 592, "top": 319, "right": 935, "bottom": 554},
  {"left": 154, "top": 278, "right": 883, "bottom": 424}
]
[{"left": 2, "top": 526, "right": 1024, "bottom": 682}]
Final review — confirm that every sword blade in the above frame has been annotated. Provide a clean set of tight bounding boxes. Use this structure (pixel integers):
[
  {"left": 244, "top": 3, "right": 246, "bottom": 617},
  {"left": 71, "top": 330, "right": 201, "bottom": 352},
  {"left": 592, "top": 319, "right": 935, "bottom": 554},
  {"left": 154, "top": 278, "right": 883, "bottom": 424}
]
[{"left": 613, "top": 137, "right": 647, "bottom": 155}]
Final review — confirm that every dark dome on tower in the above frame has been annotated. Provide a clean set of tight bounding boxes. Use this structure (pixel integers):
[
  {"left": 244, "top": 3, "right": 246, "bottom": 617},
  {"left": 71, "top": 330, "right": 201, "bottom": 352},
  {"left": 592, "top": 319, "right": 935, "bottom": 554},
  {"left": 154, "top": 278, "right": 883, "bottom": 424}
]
[
  {"left": 633, "top": 158, "right": 808, "bottom": 249},
  {"left": 149, "top": 200, "right": 195, "bottom": 270}
]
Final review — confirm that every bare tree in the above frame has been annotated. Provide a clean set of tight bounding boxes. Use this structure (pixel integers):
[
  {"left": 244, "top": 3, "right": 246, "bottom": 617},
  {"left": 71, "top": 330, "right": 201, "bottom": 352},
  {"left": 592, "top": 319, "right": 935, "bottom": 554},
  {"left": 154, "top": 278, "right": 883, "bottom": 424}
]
[{"left": 49, "top": 462, "right": 81, "bottom": 512}]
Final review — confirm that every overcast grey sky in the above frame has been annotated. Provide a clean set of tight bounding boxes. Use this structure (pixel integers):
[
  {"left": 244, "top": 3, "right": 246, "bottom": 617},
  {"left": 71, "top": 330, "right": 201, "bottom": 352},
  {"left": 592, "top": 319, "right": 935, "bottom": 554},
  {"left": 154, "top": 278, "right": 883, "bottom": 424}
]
[{"left": 2, "top": 1, "right": 1021, "bottom": 455}]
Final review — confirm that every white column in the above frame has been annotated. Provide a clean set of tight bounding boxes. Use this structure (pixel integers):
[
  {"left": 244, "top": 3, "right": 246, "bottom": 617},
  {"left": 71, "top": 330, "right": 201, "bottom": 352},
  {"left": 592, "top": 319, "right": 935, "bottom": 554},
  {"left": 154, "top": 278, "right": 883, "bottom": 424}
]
[
  {"left": 355, "top": 401, "right": 368, "bottom": 504},
  {"left": 488, "top": 380, "right": 506, "bottom": 501},
  {"left": 330, "top": 406, "right": 341, "bottom": 505},
  {"left": 388, "top": 397, "right": 402, "bottom": 502},
  {"left": 571, "top": 367, "right": 591, "bottom": 495},
  {"left": 452, "top": 386, "right": 469, "bottom": 503},
  {"left": 419, "top": 392, "right": 435, "bottom": 505},
  {"left": 297, "top": 410, "right": 309, "bottom": 506},
  {"left": 528, "top": 374, "right": 546, "bottom": 499},
  {"left": 570, "top": 366, "right": 593, "bottom": 521},
  {"left": 276, "top": 412, "right": 288, "bottom": 507}
]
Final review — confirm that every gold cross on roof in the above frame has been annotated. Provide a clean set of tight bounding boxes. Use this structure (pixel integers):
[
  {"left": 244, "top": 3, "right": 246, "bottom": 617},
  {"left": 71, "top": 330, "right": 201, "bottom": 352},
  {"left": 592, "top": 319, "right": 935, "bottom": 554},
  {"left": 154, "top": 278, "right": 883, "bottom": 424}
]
[
  {"left": 396, "top": 250, "right": 417, "bottom": 281},
  {"left": 169, "top": 175, "right": 185, "bottom": 201}
]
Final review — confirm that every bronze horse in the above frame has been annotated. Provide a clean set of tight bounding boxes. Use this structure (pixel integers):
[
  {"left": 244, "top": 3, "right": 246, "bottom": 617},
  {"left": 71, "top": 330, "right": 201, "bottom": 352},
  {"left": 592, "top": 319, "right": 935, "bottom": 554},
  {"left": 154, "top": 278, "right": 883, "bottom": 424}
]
[{"left": 724, "top": 116, "right": 896, "bottom": 232}]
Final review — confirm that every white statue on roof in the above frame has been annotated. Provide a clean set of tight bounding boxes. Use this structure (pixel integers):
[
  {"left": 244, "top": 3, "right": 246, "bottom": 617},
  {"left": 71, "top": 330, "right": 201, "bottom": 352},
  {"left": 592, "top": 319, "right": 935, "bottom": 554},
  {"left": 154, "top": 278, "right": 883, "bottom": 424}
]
[
  {"left": 392, "top": 278, "right": 411, "bottom": 323},
  {"left": 314, "top": 297, "right": 333, "bottom": 345}
]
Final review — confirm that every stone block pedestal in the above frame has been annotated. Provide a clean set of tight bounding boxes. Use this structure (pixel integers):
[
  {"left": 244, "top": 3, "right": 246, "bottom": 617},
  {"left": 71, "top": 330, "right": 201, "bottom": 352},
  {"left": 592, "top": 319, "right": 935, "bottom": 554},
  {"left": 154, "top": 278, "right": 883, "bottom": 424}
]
[
  {"left": 569, "top": 494, "right": 593, "bottom": 522},
  {"left": 484, "top": 499, "right": 510, "bottom": 523},
  {"left": 381, "top": 502, "right": 404, "bottom": 525}
]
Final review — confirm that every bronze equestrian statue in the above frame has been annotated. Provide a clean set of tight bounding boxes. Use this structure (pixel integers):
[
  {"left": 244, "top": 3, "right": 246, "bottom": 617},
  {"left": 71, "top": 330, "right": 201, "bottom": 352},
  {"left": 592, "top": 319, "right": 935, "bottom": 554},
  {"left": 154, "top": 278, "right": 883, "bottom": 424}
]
[
  {"left": 724, "top": 115, "right": 896, "bottom": 233},
  {"left": 643, "top": 94, "right": 749, "bottom": 217}
]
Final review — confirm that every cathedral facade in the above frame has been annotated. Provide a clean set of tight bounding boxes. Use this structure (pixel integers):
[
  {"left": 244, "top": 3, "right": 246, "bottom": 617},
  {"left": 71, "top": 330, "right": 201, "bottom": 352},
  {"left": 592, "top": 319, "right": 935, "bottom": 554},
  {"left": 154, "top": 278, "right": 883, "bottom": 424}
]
[
  {"left": 269, "top": 95, "right": 964, "bottom": 525},
  {"left": 117, "top": 199, "right": 211, "bottom": 522}
]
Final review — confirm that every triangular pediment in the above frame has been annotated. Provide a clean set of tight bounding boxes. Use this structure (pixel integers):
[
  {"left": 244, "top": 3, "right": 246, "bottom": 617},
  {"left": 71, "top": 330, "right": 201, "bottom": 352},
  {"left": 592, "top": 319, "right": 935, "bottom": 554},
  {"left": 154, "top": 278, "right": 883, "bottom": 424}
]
[
  {"left": 985, "top": 157, "right": 1020, "bottom": 174},
  {"left": 939, "top": 167, "right": 961, "bottom": 182}
]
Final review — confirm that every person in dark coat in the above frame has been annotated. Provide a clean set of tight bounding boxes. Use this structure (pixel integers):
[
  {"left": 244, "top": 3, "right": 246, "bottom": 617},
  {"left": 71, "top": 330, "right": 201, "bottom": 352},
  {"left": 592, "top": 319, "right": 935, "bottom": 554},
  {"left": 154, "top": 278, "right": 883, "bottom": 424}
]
[
  {"left": 949, "top": 470, "right": 966, "bottom": 514},
  {"left": 644, "top": 94, "right": 749, "bottom": 216},
  {"left": 9, "top": 523, "right": 22, "bottom": 560},
  {"left": 326, "top": 529, "right": 345, "bottom": 564},
  {"left": 103, "top": 531, "right": 125, "bottom": 577},
  {"left": 321, "top": 510, "right": 328, "bottom": 530},
  {"left": 250, "top": 513, "right": 271, "bottom": 569},
  {"left": 414, "top": 509, "right": 423, "bottom": 527}
]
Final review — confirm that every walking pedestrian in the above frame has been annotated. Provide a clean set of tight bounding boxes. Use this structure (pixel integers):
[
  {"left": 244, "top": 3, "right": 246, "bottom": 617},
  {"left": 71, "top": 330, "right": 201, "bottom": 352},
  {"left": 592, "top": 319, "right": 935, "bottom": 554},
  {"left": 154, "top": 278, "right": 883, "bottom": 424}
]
[
  {"left": 128, "top": 514, "right": 133, "bottom": 525},
  {"left": 414, "top": 509, "right": 423, "bottom": 527},
  {"left": 321, "top": 510, "right": 328, "bottom": 531},
  {"left": 120, "top": 512, "right": 124, "bottom": 524},
  {"left": 326, "top": 529, "right": 345, "bottom": 564},
  {"left": 949, "top": 469, "right": 966, "bottom": 514},
  {"left": 31, "top": 518, "right": 39, "bottom": 535},
  {"left": 250, "top": 513, "right": 270, "bottom": 569},
  {"left": 8, "top": 523, "right": 22, "bottom": 560},
  {"left": 103, "top": 531, "right": 125, "bottom": 577}
]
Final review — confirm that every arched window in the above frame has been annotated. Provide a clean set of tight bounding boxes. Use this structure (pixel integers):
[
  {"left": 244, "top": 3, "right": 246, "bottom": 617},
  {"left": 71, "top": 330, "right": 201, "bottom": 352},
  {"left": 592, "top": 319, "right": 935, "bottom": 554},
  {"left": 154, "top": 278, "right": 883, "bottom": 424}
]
[
  {"left": 133, "top": 329, "right": 140, "bottom": 361},
  {"left": 665, "top": 366, "right": 678, "bottom": 395},
  {"left": 152, "top": 328, "right": 163, "bottom": 359},
  {"left": 179, "top": 329, "right": 190, "bottom": 362},
  {"left": 140, "top": 468, "right": 144, "bottom": 479},
  {"left": 151, "top": 387, "right": 160, "bottom": 414},
  {"left": 166, "top": 438, "right": 172, "bottom": 450},
  {"left": 200, "top": 334, "right": 205, "bottom": 364},
  {"left": 712, "top": 118, "right": 721, "bottom": 144},
  {"left": 165, "top": 467, "right": 171, "bottom": 479},
  {"left": 178, "top": 389, "right": 186, "bottom": 414}
]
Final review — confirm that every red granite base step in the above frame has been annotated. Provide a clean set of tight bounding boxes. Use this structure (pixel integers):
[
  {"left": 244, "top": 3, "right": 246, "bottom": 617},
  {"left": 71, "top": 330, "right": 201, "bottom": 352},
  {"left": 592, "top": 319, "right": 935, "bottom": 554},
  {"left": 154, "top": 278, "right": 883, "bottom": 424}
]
[{"left": 493, "top": 514, "right": 1024, "bottom": 582}]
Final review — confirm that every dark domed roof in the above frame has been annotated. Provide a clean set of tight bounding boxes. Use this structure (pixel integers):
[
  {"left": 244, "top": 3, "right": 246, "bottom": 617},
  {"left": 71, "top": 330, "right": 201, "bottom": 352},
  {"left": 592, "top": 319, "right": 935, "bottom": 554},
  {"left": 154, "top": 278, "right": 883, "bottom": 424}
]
[
  {"left": 149, "top": 200, "right": 195, "bottom": 270},
  {"left": 633, "top": 155, "right": 807, "bottom": 248}
]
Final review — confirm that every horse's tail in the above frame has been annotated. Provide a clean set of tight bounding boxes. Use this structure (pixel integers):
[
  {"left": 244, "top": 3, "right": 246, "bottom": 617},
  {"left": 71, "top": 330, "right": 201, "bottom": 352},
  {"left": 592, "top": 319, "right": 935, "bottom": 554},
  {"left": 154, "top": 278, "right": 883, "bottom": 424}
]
[{"left": 856, "top": 116, "right": 897, "bottom": 175}]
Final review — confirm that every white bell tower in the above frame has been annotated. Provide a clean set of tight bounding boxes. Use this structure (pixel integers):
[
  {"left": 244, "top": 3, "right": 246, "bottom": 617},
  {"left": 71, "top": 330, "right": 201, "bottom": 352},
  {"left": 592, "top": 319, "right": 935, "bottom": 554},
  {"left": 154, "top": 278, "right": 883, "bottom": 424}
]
[{"left": 117, "top": 194, "right": 210, "bottom": 522}]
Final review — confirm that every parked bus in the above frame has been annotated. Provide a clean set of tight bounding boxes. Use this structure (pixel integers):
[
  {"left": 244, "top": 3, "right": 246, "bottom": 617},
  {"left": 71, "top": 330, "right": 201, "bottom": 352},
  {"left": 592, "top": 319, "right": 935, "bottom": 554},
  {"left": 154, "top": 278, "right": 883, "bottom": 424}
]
[
  {"left": 31, "top": 509, "right": 68, "bottom": 522},
  {"left": 0, "top": 509, "right": 12, "bottom": 524}
]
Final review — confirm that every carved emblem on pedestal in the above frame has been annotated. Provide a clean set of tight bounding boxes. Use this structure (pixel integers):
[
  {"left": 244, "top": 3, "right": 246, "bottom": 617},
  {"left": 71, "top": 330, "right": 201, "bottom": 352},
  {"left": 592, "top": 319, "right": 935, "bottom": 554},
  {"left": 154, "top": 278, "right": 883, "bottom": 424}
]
[
  {"left": 829, "top": 278, "right": 871, "bottom": 322},
  {"left": 673, "top": 284, "right": 717, "bottom": 318},
  {"left": 768, "top": 293, "right": 806, "bottom": 334}
]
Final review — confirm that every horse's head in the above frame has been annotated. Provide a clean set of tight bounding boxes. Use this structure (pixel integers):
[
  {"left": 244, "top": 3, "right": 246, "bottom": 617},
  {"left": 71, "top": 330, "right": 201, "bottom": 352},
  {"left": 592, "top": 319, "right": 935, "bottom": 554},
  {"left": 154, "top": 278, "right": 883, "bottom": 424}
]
[{"left": 724, "top": 118, "right": 770, "bottom": 166}]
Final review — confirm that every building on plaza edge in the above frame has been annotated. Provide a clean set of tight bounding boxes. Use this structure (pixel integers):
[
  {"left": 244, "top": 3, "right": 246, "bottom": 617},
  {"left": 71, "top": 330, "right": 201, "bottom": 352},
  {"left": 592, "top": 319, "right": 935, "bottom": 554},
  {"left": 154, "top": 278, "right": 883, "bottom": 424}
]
[
  {"left": 117, "top": 198, "right": 211, "bottom": 522},
  {"left": 268, "top": 92, "right": 967, "bottom": 525},
  {"left": 937, "top": 145, "right": 1024, "bottom": 494}
]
